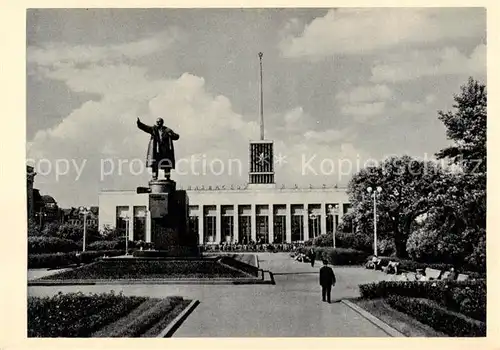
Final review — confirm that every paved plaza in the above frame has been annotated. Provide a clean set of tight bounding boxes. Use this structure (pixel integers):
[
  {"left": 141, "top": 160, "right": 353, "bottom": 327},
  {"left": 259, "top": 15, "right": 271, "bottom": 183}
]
[{"left": 28, "top": 253, "right": 393, "bottom": 337}]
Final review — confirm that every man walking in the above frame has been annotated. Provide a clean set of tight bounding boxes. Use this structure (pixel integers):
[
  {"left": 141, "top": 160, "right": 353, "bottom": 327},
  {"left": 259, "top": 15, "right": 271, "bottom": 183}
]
[
  {"left": 309, "top": 248, "right": 316, "bottom": 267},
  {"left": 319, "top": 260, "right": 336, "bottom": 303}
]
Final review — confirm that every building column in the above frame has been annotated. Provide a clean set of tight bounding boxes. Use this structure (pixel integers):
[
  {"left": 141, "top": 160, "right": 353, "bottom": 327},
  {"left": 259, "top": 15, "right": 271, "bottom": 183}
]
[
  {"left": 285, "top": 204, "right": 292, "bottom": 243},
  {"left": 233, "top": 205, "right": 239, "bottom": 243},
  {"left": 128, "top": 215, "right": 134, "bottom": 241},
  {"left": 321, "top": 202, "right": 327, "bottom": 236},
  {"left": 303, "top": 205, "right": 309, "bottom": 242},
  {"left": 145, "top": 210, "right": 151, "bottom": 243},
  {"left": 251, "top": 204, "right": 257, "bottom": 242},
  {"left": 216, "top": 204, "right": 222, "bottom": 244},
  {"left": 198, "top": 206, "right": 204, "bottom": 245},
  {"left": 269, "top": 205, "right": 274, "bottom": 244}
]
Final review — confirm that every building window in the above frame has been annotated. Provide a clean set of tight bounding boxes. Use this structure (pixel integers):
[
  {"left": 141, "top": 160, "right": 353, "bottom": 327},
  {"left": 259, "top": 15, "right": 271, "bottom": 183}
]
[
  {"left": 221, "top": 205, "right": 234, "bottom": 243},
  {"left": 238, "top": 205, "right": 251, "bottom": 244},
  {"left": 116, "top": 206, "right": 130, "bottom": 237},
  {"left": 326, "top": 204, "right": 340, "bottom": 234},
  {"left": 133, "top": 206, "right": 146, "bottom": 242},
  {"left": 203, "top": 206, "right": 216, "bottom": 244},
  {"left": 291, "top": 205, "right": 304, "bottom": 242},
  {"left": 273, "top": 205, "right": 286, "bottom": 244},
  {"left": 189, "top": 205, "right": 199, "bottom": 237},
  {"left": 256, "top": 205, "right": 269, "bottom": 244}
]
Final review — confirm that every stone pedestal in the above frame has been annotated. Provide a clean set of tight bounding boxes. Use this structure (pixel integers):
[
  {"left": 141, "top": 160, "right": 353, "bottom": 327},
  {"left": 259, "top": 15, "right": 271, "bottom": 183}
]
[
  {"left": 149, "top": 179, "right": 176, "bottom": 194},
  {"left": 146, "top": 179, "right": 199, "bottom": 257}
]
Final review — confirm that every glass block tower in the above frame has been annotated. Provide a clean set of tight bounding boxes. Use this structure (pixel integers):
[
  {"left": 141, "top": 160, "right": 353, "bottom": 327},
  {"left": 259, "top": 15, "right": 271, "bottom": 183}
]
[
  {"left": 249, "top": 140, "right": 274, "bottom": 185},
  {"left": 248, "top": 52, "right": 275, "bottom": 188}
]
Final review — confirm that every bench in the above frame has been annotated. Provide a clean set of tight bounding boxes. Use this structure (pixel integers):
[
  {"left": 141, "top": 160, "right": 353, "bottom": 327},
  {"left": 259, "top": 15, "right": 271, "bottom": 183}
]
[
  {"left": 382, "top": 261, "right": 400, "bottom": 274},
  {"left": 456, "top": 273, "right": 469, "bottom": 281},
  {"left": 365, "top": 257, "right": 380, "bottom": 269},
  {"left": 424, "top": 267, "right": 442, "bottom": 280},
  {"left": 440, "top": 271, "right": 450, "bottom": 280}
]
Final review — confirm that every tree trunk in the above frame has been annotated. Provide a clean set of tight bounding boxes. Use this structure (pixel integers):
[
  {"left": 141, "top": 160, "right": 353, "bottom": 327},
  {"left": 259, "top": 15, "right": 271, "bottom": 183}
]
[{"left": 394, "top": 217, "right": 411, "bottom": 259}]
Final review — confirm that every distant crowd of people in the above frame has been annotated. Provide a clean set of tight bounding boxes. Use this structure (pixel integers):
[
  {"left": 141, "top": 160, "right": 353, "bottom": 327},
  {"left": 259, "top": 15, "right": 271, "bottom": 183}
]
[{"left": 200, "top": 241, "right": 306, "bottom": 253}]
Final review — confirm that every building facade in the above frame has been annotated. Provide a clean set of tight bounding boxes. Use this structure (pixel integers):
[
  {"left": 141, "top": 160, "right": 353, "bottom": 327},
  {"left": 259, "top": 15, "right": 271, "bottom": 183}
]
[{"left": 98, "top": 185, "right": 350, "bottom": 244}]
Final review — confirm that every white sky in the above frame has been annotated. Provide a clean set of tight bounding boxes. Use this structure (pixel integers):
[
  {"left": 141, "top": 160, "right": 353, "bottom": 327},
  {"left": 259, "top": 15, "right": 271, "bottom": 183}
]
[{"left": 26, "top": 8, "right": 486, "bottom": 207}]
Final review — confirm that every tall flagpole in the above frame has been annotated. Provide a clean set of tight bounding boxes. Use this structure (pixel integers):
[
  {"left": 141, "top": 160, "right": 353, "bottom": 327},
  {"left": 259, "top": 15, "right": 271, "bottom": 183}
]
[{"left": 258, "top": 52, "right": 264, "bottom": 140}]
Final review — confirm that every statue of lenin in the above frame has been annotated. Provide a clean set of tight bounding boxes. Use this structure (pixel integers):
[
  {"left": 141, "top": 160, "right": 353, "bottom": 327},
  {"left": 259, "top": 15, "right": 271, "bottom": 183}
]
[{"left": 137, "top": 117, "right": 179, "bottom": 181}]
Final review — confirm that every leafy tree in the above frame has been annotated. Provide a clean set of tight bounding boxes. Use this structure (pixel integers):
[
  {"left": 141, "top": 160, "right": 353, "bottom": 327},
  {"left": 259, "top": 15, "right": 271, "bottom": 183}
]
[
  {"left": 27, "top": 218, "right": 42, "bottom": 237},
  {"left": 436, "top": 77, "right": 486, "bottom": 174},
  {"left": 347, "top": 155, "right": 446, "bottom": 258},
  {"left": 406, "top": 78, "right": 486, "bottom": 271}
]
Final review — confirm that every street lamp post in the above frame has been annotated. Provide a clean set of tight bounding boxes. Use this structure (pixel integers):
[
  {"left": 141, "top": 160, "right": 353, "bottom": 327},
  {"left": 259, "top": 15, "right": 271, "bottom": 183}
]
[
  {"left": 328, "top": 204, "right": 339, "bottom": 248},
  {"left": 309, "top": 213, "right": 317, "bottom": 239},
  {"left": 79, "top": 206, "right": 91, "bottom": 252},
  {"left": 367, "top": 186, "right": 382, "bottom": 256}
]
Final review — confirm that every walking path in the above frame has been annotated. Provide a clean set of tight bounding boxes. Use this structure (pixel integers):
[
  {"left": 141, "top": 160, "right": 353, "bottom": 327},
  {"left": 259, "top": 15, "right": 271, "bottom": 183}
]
[{"left": 28, "top": 253, "right": 392, "bottom": 337}]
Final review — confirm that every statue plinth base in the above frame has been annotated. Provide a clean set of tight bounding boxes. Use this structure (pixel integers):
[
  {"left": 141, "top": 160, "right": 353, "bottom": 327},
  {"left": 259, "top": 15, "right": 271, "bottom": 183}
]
[
  {"left": 146, "top": 179, "right": 199, "bottom": 256},
  {"left": 149, "top": 179, "right": 176, "bottom": 194}
]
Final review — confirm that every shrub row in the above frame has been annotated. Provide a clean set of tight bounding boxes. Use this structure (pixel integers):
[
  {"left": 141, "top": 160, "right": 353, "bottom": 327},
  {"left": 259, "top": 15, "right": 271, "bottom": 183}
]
[
  {"left": 359, "top": 279, "right": 486, "bottom": 322},
  {"left": 301, "top": 247, "right": 370, "bottom": 265},
  {"left": 28, "top": 236, "right": 80, "bottom": 254},
  {"left": 28, "top": 291, "right": 146, "bottom": 337},
  {"left": 28, "top": 250, "right": 125, "bottom": 269},
  {"left": 386, "top": 295, "right": 486, "bottom": 337}
]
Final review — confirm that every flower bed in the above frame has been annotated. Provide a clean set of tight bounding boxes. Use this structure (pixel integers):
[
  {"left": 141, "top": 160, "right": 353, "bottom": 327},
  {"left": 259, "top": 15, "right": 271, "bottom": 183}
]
[
  {"left": 40, "top": 258, "right": 249, "bottom": 280},
  {"left": 28, "top": 291, "right": 146, "bottom": 337},
  {"left": 359, "top": 279, "right": 486, "bottom": 322},
  {"left": 386, "top": 295, "right": 486, "bottom": 337}
]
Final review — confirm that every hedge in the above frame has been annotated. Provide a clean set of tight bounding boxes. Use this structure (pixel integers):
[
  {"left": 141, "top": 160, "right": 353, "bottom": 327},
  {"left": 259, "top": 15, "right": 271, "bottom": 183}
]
[
  {"left": 28, "top": 291, "right": 146, "bottom": 337},
  {"left": 28, "top": 236, "right": 80, "bottom": 254},
  {"left": 302, "top": 247, "right": 369, "bottom": 265},
  {"left": 359, "top": 279, "right": 486, "bottom": 322},
  {"left": 87, "top": 240, "right": 121, "bottom": 251},
  {"left": 386, "top": 295, "right": 486, "bottom": 337},
  {"left": 28, "top": 250, "right": 125, "bottom": 269}
]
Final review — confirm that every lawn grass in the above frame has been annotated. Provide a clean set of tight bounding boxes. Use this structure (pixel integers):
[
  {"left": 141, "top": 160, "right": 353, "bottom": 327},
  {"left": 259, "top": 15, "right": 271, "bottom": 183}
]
[
  {"left": 351, "top": 298, "right": 448, "bottom": 337},
  {"left": 40, "top": 259, "right": 249, "bottom": 280},
  {"left": 141, "top": 298, "right": 192, "bottom": 337},
  {"left": 29, "top": 292, "right": 192, "bottom": 337}
]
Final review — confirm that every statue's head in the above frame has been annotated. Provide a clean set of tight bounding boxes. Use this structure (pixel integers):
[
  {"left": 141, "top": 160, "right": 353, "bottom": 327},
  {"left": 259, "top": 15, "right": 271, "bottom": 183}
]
[{"left": 156, "top": 118, "right": 164, "bottom": 127}]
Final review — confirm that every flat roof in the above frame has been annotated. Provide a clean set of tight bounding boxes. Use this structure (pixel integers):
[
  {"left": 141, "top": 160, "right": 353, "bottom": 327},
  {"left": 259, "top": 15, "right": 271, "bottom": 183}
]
[{"left": 99, "top": 185, "right": 347, "bottom": 195}]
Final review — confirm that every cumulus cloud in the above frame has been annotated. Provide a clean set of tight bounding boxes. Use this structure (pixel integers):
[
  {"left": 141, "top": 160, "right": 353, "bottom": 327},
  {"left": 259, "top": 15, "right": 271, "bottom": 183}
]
[
  {"left": 27, "top": 29, "right": 181, "bottom": 67},
  {"left": 341, "top": 102, "right": 386, "bottom": 122},
  {"left": 336, "top": 84, "right": 392, "bottom": 103},
  {"left": 280, "top": 8, "right": 485, "bottom": 59},
  {"left": 370, "top": 44, "right": 486, "bottom": 82}
]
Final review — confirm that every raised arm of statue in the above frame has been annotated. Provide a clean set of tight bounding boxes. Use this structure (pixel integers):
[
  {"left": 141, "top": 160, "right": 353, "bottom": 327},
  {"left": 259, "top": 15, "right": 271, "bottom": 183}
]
[{"left": 137, "top": 118, "right": 153, "bottom": 134}]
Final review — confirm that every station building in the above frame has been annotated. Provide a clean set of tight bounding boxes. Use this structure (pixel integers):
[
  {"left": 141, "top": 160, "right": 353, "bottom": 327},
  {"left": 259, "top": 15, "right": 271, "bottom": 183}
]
[{"left": 98, "top": 139, "right": 351, "bottom": 244}]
